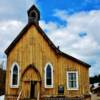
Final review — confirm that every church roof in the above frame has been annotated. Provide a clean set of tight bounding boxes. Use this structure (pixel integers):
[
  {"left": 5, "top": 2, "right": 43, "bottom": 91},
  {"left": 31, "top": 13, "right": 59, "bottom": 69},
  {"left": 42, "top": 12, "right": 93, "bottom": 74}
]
[{"left": 5, "top": 22, "right": 91, "bottom": 68}]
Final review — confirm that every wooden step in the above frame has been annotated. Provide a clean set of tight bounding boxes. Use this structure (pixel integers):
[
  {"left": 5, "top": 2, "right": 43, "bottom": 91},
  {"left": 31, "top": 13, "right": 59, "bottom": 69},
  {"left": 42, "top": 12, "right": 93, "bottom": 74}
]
[{"left": 43, "top": 97, "right": 83, "bottom": 100}]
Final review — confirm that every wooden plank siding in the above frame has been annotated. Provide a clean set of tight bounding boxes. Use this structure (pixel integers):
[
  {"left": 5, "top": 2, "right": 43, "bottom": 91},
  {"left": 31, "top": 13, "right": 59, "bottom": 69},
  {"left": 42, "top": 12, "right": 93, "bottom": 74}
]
[{"left": 5, "top": 25, "right": 90, "bottom": 99}]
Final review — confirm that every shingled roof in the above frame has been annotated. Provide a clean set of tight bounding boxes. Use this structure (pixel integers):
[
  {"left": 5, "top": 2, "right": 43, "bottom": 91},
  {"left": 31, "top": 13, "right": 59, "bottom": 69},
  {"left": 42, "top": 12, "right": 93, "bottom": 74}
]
[{"left": 5, "top": 22, "right": 91, "bottom": 68}]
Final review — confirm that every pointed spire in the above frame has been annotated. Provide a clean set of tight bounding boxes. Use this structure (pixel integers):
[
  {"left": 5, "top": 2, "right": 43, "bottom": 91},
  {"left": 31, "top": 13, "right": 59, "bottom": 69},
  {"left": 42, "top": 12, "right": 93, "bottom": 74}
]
[{"left": 27, "top": 5, "right": 40, "bottom": 24}]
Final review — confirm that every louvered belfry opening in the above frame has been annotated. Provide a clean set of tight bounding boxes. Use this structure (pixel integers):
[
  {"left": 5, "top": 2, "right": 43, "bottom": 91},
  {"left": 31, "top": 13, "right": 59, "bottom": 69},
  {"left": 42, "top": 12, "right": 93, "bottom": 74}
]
[{"left": 27, "top": 5, "right": 40, "bottom": 25}]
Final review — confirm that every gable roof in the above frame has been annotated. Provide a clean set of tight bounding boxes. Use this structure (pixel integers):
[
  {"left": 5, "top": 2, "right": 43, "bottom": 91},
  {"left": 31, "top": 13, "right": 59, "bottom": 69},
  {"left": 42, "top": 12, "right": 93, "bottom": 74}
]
[{"left": 5, "top": 22, "right": 91, "bottom": 68}]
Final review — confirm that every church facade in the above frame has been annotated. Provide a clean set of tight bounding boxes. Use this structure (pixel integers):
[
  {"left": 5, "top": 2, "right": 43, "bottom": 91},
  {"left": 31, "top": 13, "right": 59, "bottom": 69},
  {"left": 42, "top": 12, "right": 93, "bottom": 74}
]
[{"left": 5, "top": 5, "right": 91, "bottom": 100}]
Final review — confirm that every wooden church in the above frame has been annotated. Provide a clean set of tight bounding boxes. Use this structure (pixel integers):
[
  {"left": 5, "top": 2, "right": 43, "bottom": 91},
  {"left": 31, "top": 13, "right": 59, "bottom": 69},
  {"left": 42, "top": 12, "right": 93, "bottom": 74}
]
[{"left": 5, "top": 5, "right": 91, "bottom": 100}]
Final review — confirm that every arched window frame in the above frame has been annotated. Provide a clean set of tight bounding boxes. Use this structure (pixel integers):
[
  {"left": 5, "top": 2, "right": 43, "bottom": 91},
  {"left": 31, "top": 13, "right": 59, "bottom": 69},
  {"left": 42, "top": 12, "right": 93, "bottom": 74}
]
[
  {"left": 10, "top": 62, "right": 20, "bottom": 88},
  {"left": 44, "top": 63, "right": 53, "bottom": 88}
]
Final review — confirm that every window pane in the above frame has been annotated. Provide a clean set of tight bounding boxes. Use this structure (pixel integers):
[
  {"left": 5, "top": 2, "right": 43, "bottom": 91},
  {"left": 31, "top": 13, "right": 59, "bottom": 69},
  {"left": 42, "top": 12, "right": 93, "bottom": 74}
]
[
  {"left": 69, "top": 73, "right": 76, "bottom": 81},
  {"left": 13, "top": 74, "right": 18, "bottom": 85},
  {"left": 69, "top": 81, "right": 72, "bottom": 88},
  {"left": 12, "top": 65, "right": 18, "bottom": 85},
  {"left": 68, "top": 72, "right": 77, "bottom": 88},
  {"left": 47, "top": 65, "right": 51, "bottom": 78},
  {"left": 73, "top": 81, "right": 77, "bottom": 88},
  {"left": 46, "top": 65, "right": 52, "bottom": 85},
  {"left": 73, "top": 73, "right": 76, "bottom": 80},
  {"left": 68, "top": 73, "right": 72, "bottom": 80},
  {"left": 47, "top": 79, "right": 51, "bottom": 85}
]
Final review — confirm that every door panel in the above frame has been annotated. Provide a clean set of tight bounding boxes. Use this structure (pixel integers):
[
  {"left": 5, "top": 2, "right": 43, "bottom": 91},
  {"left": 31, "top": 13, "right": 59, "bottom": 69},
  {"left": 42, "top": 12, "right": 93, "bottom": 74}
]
[{"left": 30, "top": 81, "right": 37, "bottom": 99}]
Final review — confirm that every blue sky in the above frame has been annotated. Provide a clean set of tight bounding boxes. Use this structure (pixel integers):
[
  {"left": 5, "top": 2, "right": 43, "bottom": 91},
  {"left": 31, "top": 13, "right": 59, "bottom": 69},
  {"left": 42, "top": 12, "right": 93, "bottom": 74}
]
[
  {"left": 0, "top": 0, "right": 100, "bottom": 76},
  {"left": 40, "top": 0, "right": 100, "bottom": 20}
]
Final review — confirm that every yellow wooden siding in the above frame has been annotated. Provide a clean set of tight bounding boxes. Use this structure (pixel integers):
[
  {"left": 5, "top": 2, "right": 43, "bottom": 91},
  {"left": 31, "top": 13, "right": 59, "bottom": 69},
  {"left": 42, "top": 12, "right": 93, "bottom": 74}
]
[{"left": 5, "top": 25, "right": 90, "bottom": 98}]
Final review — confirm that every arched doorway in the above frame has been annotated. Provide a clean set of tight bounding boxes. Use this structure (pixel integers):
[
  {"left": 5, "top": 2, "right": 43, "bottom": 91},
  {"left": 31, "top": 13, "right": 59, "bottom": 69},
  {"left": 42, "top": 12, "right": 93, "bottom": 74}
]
[{"left": 20, "top": 64, "right": 41, "bottom": 99}]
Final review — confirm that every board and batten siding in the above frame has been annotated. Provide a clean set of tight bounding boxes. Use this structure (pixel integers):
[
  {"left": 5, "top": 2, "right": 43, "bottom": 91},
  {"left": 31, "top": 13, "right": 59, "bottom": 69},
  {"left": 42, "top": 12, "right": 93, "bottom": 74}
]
[{"left": 5, "top": 25, "right": 90, "bottom": 98}]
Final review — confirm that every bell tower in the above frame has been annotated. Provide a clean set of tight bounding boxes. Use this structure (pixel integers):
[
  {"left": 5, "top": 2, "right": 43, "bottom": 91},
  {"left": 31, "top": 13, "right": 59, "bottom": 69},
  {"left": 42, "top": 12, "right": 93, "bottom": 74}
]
[{"left": 27, "top": 5, "right": 40, "bottom": 24}]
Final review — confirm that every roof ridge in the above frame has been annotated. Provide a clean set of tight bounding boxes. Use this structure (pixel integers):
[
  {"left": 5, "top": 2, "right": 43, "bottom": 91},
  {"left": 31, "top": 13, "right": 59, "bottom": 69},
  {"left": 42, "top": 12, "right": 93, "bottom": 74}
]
[{"left": 5, "top": 22, "right": 90, "bottom": 68}]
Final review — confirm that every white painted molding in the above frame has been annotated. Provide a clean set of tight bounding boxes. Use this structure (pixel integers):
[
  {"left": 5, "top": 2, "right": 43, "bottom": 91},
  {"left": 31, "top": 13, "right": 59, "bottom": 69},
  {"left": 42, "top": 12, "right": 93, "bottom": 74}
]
[
  {"left": 67, "top": 71, "right": 79, "bottom": 90},
  {"left": 44, "top": 63, "right": 53, "bottom": 88},
  {"left": 10, "top": 62, "right": 20, "bottom": 88}
]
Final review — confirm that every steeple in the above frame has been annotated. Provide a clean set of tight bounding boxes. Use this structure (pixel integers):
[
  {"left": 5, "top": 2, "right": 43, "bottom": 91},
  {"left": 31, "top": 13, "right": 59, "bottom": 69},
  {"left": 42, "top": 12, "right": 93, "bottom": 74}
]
[{"left": 27, "top": 5, "right": 40, "bottom": 24}]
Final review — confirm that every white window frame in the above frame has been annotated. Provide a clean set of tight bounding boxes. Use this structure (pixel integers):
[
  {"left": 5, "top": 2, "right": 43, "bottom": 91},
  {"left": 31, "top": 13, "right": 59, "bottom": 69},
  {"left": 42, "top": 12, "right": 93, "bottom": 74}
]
[
  {"left": 67, "top": 71, "right": 79, "bottom": 90},
  {"left": 44, "top": 63, "right": 53, "bottom": 88},
  {"left": 10, "top": 62, "right": 20, "bottom": 88}
]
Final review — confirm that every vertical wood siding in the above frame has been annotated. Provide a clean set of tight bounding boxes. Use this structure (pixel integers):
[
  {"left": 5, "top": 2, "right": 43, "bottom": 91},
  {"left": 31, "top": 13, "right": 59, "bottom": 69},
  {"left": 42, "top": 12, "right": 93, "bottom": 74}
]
[{"left": 5, "top": 25, "right": 90, "bottom": 99}]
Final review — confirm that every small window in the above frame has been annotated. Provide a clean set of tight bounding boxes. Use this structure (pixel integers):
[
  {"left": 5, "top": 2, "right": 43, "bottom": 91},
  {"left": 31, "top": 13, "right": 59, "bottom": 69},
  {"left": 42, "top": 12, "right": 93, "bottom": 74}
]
[
  {"left": 11, "top": 63, "right": 19, "bottom": 88},
  {"left": 46, "top": 65, "right": 52, "bottom": 85},
  {"left": 44, "top": 63, "right": 53, "bottom": 88},
  {"left": 12, "top": 65, "right": 18, "bottom": 85},
  {"left": 67, "top": 71, "right": 78, "bottom": 90}
]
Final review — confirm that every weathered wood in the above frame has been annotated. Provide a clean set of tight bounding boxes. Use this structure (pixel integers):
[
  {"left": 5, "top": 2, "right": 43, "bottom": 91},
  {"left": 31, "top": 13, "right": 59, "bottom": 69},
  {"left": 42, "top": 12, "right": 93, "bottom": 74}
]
[
  {"left": 5, "top": 25, "right": 90, "bottom": 99},
  {"left": 5, "top": 4, "right": 90, "bottom": 100}
]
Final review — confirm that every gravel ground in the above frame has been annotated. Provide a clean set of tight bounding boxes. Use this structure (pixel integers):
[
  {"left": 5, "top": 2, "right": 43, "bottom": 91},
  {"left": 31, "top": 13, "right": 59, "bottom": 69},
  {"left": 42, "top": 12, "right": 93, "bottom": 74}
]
[{"left": 91, "top": 94, "right": 100, "bottom": 100}]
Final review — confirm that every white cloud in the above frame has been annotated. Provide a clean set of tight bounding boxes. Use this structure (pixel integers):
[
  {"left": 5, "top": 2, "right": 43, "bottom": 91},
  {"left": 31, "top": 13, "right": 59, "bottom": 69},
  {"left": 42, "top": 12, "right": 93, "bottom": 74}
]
[
  {"left": 40, "top": 10, "right": 100, "bottom": 76},
  {"left": 0, "top": 20, "right": 25, "bottom": 69},
  {"left": 0, "top": 0, "right": 36, "bottom": 53},
  {"left": 0, "top": 20, "right": 25, "bottom": 52},
  {"left": 0, "top": 0, "right": 37, "bottom": 21}
]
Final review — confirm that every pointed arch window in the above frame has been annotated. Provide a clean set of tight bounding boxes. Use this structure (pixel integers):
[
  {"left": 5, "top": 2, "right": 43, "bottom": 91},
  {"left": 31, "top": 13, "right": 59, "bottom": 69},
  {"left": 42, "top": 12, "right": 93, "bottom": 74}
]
[
  {"left": 11, "top": 63, "right": 19, "bottom": 88},
  {"left": 44, "top": 63, "right": 53, "bottom": 88}
]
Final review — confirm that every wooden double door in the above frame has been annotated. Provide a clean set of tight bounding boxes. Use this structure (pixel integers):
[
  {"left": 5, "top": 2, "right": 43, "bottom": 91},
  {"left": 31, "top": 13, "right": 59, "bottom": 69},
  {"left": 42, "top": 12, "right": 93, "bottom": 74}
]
[
  {"left": 21, "top": 80, "right": 40, "bottom": 99},
  {"left": 21, "top": 65, "right": 41, "bottom": 99}
]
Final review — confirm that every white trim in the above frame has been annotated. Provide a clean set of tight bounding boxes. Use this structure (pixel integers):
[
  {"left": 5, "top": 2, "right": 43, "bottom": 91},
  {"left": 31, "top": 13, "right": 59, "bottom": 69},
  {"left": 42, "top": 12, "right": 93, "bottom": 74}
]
[
  {"left": 67, "top": 71, "right": 79, "bottom": 90},
  {"left": 44, "top": 63, "right": 53, "bottom": 88},
  {"left": 10, "top": 62, "right": 20, "bottom": 88}
]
